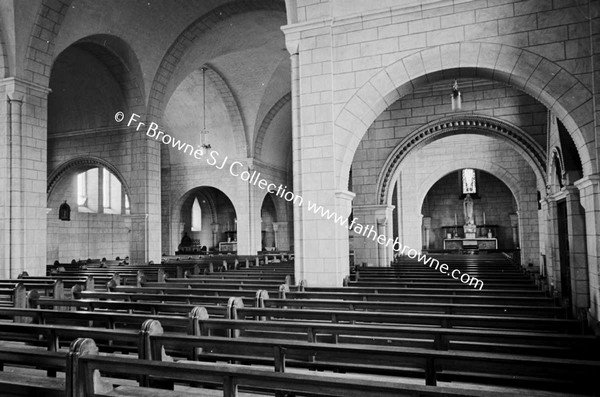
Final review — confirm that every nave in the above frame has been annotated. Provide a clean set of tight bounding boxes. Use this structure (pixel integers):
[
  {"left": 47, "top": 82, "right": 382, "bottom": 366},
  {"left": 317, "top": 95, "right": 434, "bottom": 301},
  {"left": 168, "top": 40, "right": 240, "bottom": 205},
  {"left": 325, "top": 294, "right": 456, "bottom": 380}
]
[{"left": 0, "top": 253, "right": 597, "bottom": 396}]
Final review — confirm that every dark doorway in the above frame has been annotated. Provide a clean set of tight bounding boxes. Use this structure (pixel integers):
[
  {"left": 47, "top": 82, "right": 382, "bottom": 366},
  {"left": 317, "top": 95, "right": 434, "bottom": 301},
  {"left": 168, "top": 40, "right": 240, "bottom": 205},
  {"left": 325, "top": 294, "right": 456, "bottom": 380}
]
[{"left": 556, "top": 200, "right": 571, "bottom": 304}]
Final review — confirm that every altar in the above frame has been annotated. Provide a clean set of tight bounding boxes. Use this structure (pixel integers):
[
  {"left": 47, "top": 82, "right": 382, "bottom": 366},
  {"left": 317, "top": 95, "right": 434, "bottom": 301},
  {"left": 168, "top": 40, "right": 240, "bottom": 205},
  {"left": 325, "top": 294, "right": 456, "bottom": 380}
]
[{"left": 443, "top": 238, "right": 497, "bottom": 250}]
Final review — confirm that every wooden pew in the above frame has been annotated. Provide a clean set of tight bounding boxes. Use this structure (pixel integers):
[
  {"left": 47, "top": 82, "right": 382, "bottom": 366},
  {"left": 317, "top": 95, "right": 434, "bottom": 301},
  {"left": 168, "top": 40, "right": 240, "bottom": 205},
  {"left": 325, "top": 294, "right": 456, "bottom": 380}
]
[
  {"left": 193, "top": 317, "right": 600, "bottom": 359},
  {"left": 0, "top": 346, "right": 66, "bottom": 396},
  {"left": 233, "top": 306, "right": 585, "bottom": 333},
  {"left": 149, "top": 332, "right": 599, "bottom": 393},
  {"left": 69, "top": 337, "right": 535, "bottom": 397}
]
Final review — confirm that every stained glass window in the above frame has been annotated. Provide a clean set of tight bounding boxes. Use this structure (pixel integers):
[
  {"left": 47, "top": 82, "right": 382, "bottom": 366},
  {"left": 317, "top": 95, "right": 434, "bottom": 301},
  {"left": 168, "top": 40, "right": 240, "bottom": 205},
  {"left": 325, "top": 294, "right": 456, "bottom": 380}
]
[{"left": 462, "top": 168, "right": 476, "bottom": 194}]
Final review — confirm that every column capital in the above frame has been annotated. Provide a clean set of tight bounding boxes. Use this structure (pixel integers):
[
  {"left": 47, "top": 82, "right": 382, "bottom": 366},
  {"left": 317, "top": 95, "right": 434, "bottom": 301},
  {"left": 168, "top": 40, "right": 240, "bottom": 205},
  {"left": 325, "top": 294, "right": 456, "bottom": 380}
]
[
  {"left": 574, "top": 174, "right": 600, "bottom": 191},
  {"left": 0, "top": 77, "right": 51, "bottom": 96},
  {"left": 335, "top": 189, "right": 356, "bottom": 202}
]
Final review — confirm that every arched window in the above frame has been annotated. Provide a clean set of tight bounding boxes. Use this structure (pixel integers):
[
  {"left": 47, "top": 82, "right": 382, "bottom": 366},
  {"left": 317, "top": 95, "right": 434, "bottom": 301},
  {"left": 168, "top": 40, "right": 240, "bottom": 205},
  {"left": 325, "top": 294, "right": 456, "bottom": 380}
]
[
  {"left": 191, "top": 197, "right": 202, "bottom": 231},
  {"left": 462, "top": 168, "right": 476, "bottom": 194},
  {"left": 77, "top": 168, "right": 98, "bottom": 212},
  {"left": 76, "top": 167, "right": 127, "bottom": 214}
]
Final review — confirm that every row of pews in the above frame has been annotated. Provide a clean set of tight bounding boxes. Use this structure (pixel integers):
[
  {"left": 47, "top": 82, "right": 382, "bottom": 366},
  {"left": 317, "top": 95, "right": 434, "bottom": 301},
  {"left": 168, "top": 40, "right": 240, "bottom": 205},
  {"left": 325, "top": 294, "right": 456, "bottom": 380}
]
[{"left": 0, "top": 253, "right": 597, "bottom": 395}]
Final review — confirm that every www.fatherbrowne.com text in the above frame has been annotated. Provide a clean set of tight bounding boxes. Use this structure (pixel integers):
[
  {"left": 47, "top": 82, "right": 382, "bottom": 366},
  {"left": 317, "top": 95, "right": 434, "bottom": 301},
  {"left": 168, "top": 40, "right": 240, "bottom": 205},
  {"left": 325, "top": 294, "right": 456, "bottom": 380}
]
[{"left": 118, "top": 112, "right": 484, "bottom": 290}]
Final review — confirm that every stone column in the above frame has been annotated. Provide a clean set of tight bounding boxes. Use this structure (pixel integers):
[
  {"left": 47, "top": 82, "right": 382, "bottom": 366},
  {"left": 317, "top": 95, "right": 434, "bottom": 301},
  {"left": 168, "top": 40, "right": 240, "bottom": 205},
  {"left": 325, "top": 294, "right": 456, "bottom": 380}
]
[
  {"left": 352, "top": 204, "right": 394, "bottom": 267},
  {"left": 128, "top": 117, "right": 161, "bottom": 265},
  {"left": 0, "top": 78, "right": 50, "bottom": 276},
  {"left": 564, "top": 186, "right": 589, "bottom": 315},
  {"left": 273, "top": 221, "right": 289, "bottom": 251},
  {"left": 545, "top": 198, "right": 559, "bottom": 295},
  {"left": 574, "top": 175, "right": 600, "bottom": 331},
  {"left": 509, "top": 213, "right": 519, "bottom": 248},
  {"left": 422, "top": 217, "right": 431, "bottom": 250},
  {"left": 211, "top": 223, "right": 220, "bottom": 250}
]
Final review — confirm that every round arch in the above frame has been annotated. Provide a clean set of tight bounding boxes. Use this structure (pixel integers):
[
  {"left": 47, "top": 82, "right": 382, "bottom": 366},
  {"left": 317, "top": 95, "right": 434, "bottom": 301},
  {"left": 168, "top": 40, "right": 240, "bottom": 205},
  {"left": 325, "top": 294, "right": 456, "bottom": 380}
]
[
  {"left": 378, "top": 115, "right": 547, "bottom": 206},
  {"left": 336, "top": 42, "right": 595, "bottom": 191},
  {"left": 170, "top": 185, "right": 238, "bottom": 230},
  {"left": 415, "top": 160, "right": 523, "bottom": 212},
  {"left": 47, "top": 156, "right": 131, "bottom": 204},
  {"left": 254, "top": 93, "right": 292, "bottom": 159}
]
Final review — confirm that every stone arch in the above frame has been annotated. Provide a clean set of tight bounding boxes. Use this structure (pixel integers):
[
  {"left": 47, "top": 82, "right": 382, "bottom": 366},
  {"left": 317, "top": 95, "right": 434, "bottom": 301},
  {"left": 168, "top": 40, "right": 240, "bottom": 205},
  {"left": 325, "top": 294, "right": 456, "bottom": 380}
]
[
  {"left": 378, "top": 115, "right": 547, "bottom": 206},
  {"left": 415, "top": 160, "right": 523, "bottom": 212},
  {"left": 47, "top": 156, "right": 132, "bottom": 208},
  {"left": 336, "top": 42, "right": 595, "bottom": 191},
  {"left": 205, "top": 66, "right": 247, "bottom": 157},
  {"left": 52, "top": 34, "right": 146, "bottom": 111},
  {"left": 170, "top": 185, "right": 239, "bottom": 229},
  {"left": 24, "top": 0, "right": 74, "bottom": 86},
  {"left": 147, "top": 0, "right": 286, "bottom": 120},
  {"left": 254, "top": 93, "right": 292, "bottom": 159}
]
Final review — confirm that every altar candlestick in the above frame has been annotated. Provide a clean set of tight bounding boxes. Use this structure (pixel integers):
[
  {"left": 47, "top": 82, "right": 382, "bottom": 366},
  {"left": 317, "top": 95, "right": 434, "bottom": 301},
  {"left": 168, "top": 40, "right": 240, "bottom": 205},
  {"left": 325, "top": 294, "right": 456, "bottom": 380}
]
[
  {"left": 454, "top": 213, "right": 457, "bottom": 226},
  {"left": 483, "top": 211, "right": 486, "bottom": 225}
]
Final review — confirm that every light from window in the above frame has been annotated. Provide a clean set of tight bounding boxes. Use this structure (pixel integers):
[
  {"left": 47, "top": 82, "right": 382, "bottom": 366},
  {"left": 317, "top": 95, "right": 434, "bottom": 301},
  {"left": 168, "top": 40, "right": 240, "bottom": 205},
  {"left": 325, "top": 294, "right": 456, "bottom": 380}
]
[
  {"left": 191, "top": 198, "right": 202, "bottom": 231},
  {"left": 77, "top": 172, "right": 87, "bottom": 206},
  {"left": 124, "top": 194, "right": 131, "bottom": 215},
  {"left": 462, "top": 168, "right": 476, "bottom": 194},
  {"left": 102, "top": 168, "right": 122, "bottom": 214},
  {"left": 77, "top": 168, "right": 98, "bottom": 212}
]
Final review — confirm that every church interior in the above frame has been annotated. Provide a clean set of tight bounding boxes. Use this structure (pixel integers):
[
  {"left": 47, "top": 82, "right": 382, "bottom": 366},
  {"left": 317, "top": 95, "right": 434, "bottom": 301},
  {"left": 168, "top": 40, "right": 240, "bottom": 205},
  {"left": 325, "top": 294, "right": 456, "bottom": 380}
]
[{"left": 0, "top": 0, "right": 599, "bottom": 395}]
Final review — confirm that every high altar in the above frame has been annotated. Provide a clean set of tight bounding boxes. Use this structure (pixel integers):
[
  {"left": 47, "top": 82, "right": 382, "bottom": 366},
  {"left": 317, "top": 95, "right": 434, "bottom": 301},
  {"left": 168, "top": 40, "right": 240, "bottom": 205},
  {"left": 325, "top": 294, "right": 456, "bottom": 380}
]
[{"left": 442, "top": 194, "right": 498, "bottom": 250}]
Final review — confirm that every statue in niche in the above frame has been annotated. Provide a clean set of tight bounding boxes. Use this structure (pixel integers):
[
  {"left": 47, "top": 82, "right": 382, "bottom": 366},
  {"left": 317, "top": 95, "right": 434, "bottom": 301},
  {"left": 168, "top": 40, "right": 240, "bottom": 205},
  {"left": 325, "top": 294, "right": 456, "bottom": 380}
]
[
  {"left": 463, "top": 194, "right": 474, "bottom": 225},
  {"left": 58, "top": 200, "right": 71, "bottom": 221},
  {"left": 463, "top": 194, "right": 476, "bottom": 239}
]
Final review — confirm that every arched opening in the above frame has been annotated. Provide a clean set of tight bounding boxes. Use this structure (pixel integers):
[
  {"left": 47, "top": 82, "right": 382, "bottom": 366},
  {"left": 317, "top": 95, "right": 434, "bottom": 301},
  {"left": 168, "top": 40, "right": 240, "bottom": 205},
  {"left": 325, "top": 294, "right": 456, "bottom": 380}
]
[
  {"left": 420, "top": 170, "right": 519, "bottom": 253},
  {"left": 47, "top": 161, "right": 131, "bottom": 263},
  {"left": 178, "top": 187, "right": 237, "bottom": 254}
]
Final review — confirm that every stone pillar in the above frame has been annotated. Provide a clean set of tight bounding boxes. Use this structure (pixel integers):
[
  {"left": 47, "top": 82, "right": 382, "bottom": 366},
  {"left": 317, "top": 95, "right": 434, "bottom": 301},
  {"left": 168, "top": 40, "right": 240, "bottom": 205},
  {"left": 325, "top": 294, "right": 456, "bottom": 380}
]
[
  {"left": 129, "top": 117, "right": 161, "bottom": 265},
  {"left": 0, "top": 78, "right": 50, "bottom": 276},
  {"left": 211, "top": 223, "right": 219, "bottom": 249},
  {"left": 422, "top": 217, "right": 431, "bottom": 250},
  {"left": 574, "top": 175, "right": 600, "bottom": 331},
  {"left": 129, "top": 214, "right": 148, "bottom": 264},
  {"left": 273, "top": 221, "right": 289, "bottom": 251},
  {"left": 545, "top": 198, "right": 559, "bottom": 295},
  {"left": 564, "top": 186, "right": 589, "bottom": 315},
  {"left": 352, "top": 204, "right": 394, "bottom": 267},
  {"left": 509, "top": 213, "right": 519, "bottom": 248}
]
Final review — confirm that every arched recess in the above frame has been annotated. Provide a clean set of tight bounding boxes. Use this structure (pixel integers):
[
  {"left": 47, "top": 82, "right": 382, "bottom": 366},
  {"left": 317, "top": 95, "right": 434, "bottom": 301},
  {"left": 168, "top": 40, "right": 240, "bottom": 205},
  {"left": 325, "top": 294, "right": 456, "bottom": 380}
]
[
  {"left": 378, "top": 115, "right": 547, "bottom": 206},
  {"left": 415, "top": 160, "right": 523, "bottom": 212},
  {"left": 49, "top": 34, "right": 146, "bottom": 132},
  {"left": 336, "top": 43, "right": 595, "bottom": 191},
  {"left": 171, "top": 186, "right": 238, "bottom": 252},
  {"left": 46, "top": 156, "right": 132, "bottom": 264},
  {"left": 421, "top": 169, "right": 519, "bottom": 250},
  {"left": 47, "top": 156, "right": 131, "bottom": 203},
  {"left": 146, "top": 0, "right": 286, "bottom": 119},
  {"left": 254, "top": 92, "right": 292, "bottom": 159}
]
